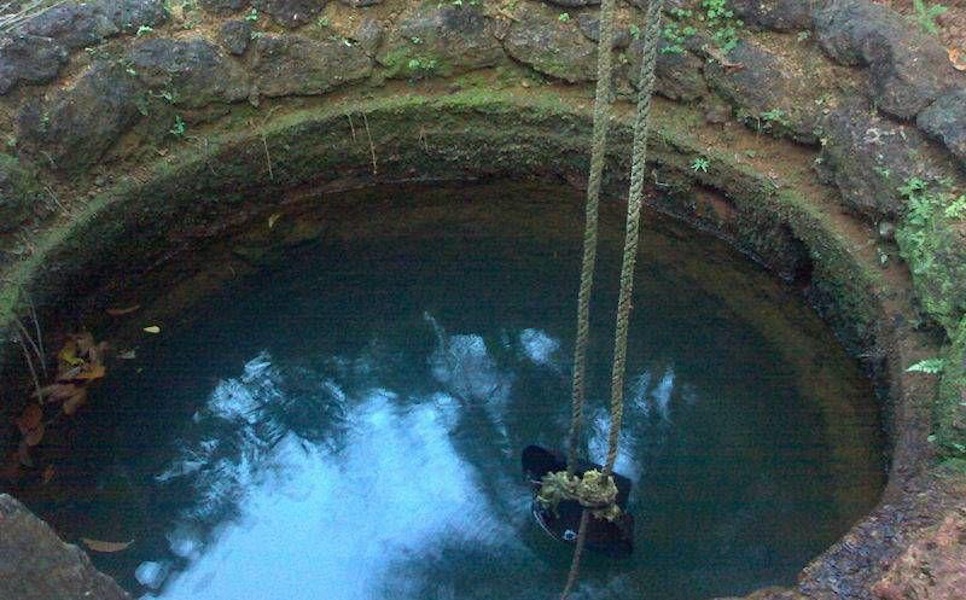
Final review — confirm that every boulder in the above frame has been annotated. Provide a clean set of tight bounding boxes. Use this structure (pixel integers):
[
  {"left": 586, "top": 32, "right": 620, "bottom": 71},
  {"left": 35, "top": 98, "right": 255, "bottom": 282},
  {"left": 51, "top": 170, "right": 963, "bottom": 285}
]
[
  {"left": 816, "top": 98, "right": 946, "bottom": 220},
  {"left": 377, "top": 4, "right": 504, "bottom": 78},
  {"left": 625, "top": 37, "right": 707, "bottom": 102},
  {"left": 0, "top": 34, "right": 68, "bottom": 95},
  {"left": 0, "top": 494, "right": 130, "bottom": 600},
  {"left": 17, "top": 63, "right": 143, "bottom": 174},
  {"left": 218, "top": 20, "right": 253, "bottom": 56},
  {"left": 253, "top": 0, "right": 325, "bottom": 28},
  {"left": 96, "top": 0, "right": 168, "bottom": 34},
  {"left": 251, "top": 33, "right": 372, "bottom": 97},
  {"left": 813, "top": 0, "right": 956, "bottom": 119},
  {"left": 918, "top": 88, "right": 966, "bottom": 170},
  {"left": 730, "top": 0, "right": 812, "bottom": 32},
  {"left": 21, "top": 2, "right": 118, "bottom": 50},
  {"left": 503, "top": 4, "right": 597, "bottom": 83},
  {"left": 199, "top": 0, "right": 251, "bottom": 14},
  {"left": 127, "top": 38, "right": 252, "bottom": 107},
  {"left": 704, "top": 41, "right": 821, "bottom": 142}
]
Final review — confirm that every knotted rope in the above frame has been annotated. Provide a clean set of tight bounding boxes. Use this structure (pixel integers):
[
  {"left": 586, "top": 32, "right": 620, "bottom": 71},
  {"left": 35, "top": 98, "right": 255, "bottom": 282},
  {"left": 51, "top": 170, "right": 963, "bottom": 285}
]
[{"left": 558, "top": 0, "right": 665, "bottom": 597}]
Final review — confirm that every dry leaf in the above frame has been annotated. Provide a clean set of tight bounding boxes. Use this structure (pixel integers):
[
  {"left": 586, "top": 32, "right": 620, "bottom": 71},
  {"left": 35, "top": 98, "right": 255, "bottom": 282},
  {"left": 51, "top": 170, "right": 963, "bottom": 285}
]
[
  {"left": 143, "top": 325, "right": 161, "bottom": 334},
  {"left": 949, "top": 48, "right": 966, "bottom": 71},
  {"left": 117, "top": 349, "right": 137, "bottom": 360},
  {"left": 24, "top": 422, "right": 45, "bottom": 447},
  {"left": 72, "top": 332, "right": 96, "bottom": 356},
  {"left": 268, "top": 213, "right": 282, "bottom": 229},
  {"left": 81, "top": 538, "right": 134, "bottom": 553},
  {"left": 57, "top": 340, "right": 84, "bottom": 367},
  {"left": 42, "top": 465, "right": 55, "bottom": 485},
  {"left": 106, "top": 305, "right": 141, "bottom": 316},
  {"left": 62, "top": 387, "right": 88, "bottom": 416}
]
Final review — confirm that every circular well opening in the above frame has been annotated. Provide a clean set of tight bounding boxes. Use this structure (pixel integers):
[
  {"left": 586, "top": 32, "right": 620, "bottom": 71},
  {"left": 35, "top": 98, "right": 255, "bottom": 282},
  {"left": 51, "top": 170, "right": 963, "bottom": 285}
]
[{"left": 6, "top": 178, "right": 885, "bottom": 599}]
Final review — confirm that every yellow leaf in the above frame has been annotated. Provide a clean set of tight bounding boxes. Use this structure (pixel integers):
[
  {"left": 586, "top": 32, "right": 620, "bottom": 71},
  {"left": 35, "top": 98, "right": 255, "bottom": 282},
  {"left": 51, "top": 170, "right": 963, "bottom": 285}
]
[
  {"left": 57, "top": 342, "right": 84, "bottom": 367},
  {"left": 81, "top": 538, "right": 134, "bottom": 553},
  {"left": 143, "top": 325, "right": 161, "bottom": 334}
]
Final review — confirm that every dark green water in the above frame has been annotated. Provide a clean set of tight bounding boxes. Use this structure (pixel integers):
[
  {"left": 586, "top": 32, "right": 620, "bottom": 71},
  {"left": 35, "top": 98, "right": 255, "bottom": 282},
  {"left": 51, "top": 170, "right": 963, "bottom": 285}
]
[{"left": 51, "top": 182, "right": 883, "bottom": 599}]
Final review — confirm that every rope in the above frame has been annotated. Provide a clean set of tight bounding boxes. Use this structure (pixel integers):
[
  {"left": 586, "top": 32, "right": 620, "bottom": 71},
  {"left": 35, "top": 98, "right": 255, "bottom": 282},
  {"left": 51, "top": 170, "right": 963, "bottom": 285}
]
[
  {"left": 559, "top": 1, "right": 664, "bottom": 597},
  {"left": 566, "top": 0, "right": 620, "bottom": 479}
]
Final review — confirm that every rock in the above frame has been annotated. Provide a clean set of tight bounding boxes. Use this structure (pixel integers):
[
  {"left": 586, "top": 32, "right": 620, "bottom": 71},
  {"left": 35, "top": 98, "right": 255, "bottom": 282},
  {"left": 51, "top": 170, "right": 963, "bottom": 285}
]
[
  {"left": 339, "top": 0, "right": 382, "bottom": 6},
  {"left": 813, "top": 0, "right": 956, "bottom": 119},
  {"left": 0, "top": 33, "right": 68, "bottom": 95},
  {"left": 348, "top": 18, "right": 384, "bottom": 56},
  {"left": 503, "top": 4, "right": 597, "bottom": 83},
  {"left": 626, "top": 37, "right": 707, "bottom": 102},
  {"left": 871, "top": 510, "right": 966, "bottom": 600},
  {"left": 542, "top": 0, "right": 600, "bottom": 6},
  {"left": 918, "top": 88, "right": 966, "bottom": 170},
  {"left": 251, "top": 33, "right": 371, "bottom": 97},
  {"left": 17, "top": 62, "right": 143, "bottom": 174},
  {"left": 0, "top": 494, "right": 130, "bottom": 600},
  {"left": 199, "top": 0, "right": 251, "bottom": 14},
  {"left": 377, "top": 4, "right": 504, "bottom": 78},
  {"left": 97, "top": 0, "right": 169, "bottom": 34},
  {"left": 219, "top": 20, "right": 253, "bottom": 55},
  {"left": 575, "top": 12, "right": 633, "bottom": 49},
  {"left": 128, "top": 38, "right": 251, "bottom": 107},
  {"left": 730, "top": 0, "right": 812, "bottom": 32},
  {"left": 704, "top": 41, "right": 821, "bottom": 141},
  {"left": 815, "top": 98, "right": 945, "bottom": 220},
  {"left": 253, "top": 0, "right": 325, "bottom": 28},
  {"left": 21, "top": 2, "right": 118, "bottom": 50}
]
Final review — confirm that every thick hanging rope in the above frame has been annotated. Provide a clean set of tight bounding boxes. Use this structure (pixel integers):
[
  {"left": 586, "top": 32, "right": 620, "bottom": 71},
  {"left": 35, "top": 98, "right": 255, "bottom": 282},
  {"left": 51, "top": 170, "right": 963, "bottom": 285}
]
[
  {"left": 566, "top": 0, "right": 620, "bottom": 480},
  {"left": 556, "top": 1, "right": 665, "bottom": 598}
]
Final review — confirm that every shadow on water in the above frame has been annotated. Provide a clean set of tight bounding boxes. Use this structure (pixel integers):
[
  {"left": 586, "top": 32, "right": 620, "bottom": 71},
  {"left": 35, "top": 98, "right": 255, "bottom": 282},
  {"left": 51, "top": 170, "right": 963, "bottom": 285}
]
[{"left": 31, "top": 181, "right": 884, "bottom": 599}]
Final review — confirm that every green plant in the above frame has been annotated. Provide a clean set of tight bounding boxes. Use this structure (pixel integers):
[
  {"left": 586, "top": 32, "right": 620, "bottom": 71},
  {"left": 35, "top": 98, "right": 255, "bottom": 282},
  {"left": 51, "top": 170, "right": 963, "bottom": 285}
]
[
  {"left": 169, "top": 115, "right": 187, "bottom": 137},
  {"left": 136, "top": 25, "right": 153, "bottom": 36},
  {"left": 907, "top": 357, "right": 945, "bottom": 374},
  {"left": 895, "top": 177, "right": 966, "bottom": 331},
  {"left": 796, "top": 30, "right": 810, "bottom": 42},
  {"left": 661, "top": 8, "right": 696, "bottom": 54},
  {"left": 690, "top": 156, "right": 710, "bottom": 172},
  {"left": 629, "top": 24, "right": 641, "bottom": 40},
  {"left": 700, "top": 0, "right": 743, "bottom": 53},
  {"left": 558, "top": 12, "right": 571, "bottom": 23},
  {"left": 244, "top": 7, "right": 259, "bottom": 22},
  {"left": 407, "top": 57, "right": 439, "bottom": 77},
  {"left": 912, "top": 0, "right": 947, "bottom": 35}
]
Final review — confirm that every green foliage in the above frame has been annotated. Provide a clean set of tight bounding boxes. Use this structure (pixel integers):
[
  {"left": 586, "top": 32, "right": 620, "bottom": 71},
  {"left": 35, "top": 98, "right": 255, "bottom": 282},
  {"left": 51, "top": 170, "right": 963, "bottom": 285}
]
[
  {"left": 699, "top": 0, "right": 743, "bottom": 53},
  {"left": 557, "top": 12, "right": 571, "bottom": 23},
  {"left": 244, "top": 7, "right": 259, "bottom": 22},
  {"left": 690, "top": 156, "right": 710, "bottom": 172},
  {"left": 907, "top": 357, "right": 945, "bottom": 374},
  {"left": 895, "top": 177, "right": 966, "bottom": 332},
  {"left": 660, "top": 0, "right": 743, "bottom": 55},
  {"left": 407, "top": 57, "right": 439, "bottom": 77},
  {"left": 912, "top": 0, "right": 947, "bottom": 35},
  {"left": 169, "top": 115, "right": 187, "bottom": 138},
  {"left": 661, "top": 8, "right": 696, "bottom": 54}
]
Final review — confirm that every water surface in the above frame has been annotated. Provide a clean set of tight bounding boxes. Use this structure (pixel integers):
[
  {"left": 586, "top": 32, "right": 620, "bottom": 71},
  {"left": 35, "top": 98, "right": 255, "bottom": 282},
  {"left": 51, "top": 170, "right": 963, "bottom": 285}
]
[{"left": 60, "top": 182, "right": 883, "bottom": 599}]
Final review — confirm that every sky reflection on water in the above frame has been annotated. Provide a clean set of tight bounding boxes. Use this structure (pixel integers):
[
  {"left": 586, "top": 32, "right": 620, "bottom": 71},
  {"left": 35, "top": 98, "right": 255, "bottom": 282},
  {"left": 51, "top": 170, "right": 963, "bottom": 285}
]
[{"left": 140, "top": 321, "right": 609, "bottom": 600}]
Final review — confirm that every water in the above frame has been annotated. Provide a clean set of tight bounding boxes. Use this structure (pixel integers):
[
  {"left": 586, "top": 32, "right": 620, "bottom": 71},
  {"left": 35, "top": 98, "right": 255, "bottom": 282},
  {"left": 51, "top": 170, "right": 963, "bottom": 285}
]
[{"left": 35, "top": 182, "right": 884, "bottom": 599}]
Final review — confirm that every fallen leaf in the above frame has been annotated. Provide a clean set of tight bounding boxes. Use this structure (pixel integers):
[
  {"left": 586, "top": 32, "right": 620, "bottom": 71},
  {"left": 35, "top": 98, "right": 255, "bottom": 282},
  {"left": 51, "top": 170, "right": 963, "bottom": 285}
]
[
  {"left": 72, "top": 332, "right": 96, "bottom": 356},
  {"left": 81, "top": 538, "right": 134, "bottom": 553},
  {"left": 143, "top": 325, "right": 161, "bottom": 334},
  {"left": 16, "top": 440, "right": 33, "bottom": 467},
  {"left": 57, "top": 340, "right": 84, "bottom": 368},
  {"left": 106, "top": 304, "right": 141, "bottom": 316},
  {"left": 117, "top": 349, "right": 137, "bottom": 360},
  {"left": 268, "top": 213, "right": 282, "bottom": 229},
  {"left": 949, "top": 48, "right": 966, "bottom": 71},
  {"left": 62, "top": 387, "right": 88, "bottom": 416},
  {"left": 42, "top": 465, "right": 55, "bottom": 485}
]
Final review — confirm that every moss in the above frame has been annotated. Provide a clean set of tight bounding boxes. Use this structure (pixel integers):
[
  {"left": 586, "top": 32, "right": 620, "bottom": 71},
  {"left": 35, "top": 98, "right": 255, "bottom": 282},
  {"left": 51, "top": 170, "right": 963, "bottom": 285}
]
[
  {"left": 934, "top": 320, "right": 966, "bottom": 459},
  {"left": 895, "top": 178, "right": 966, "bottom": 333}
]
